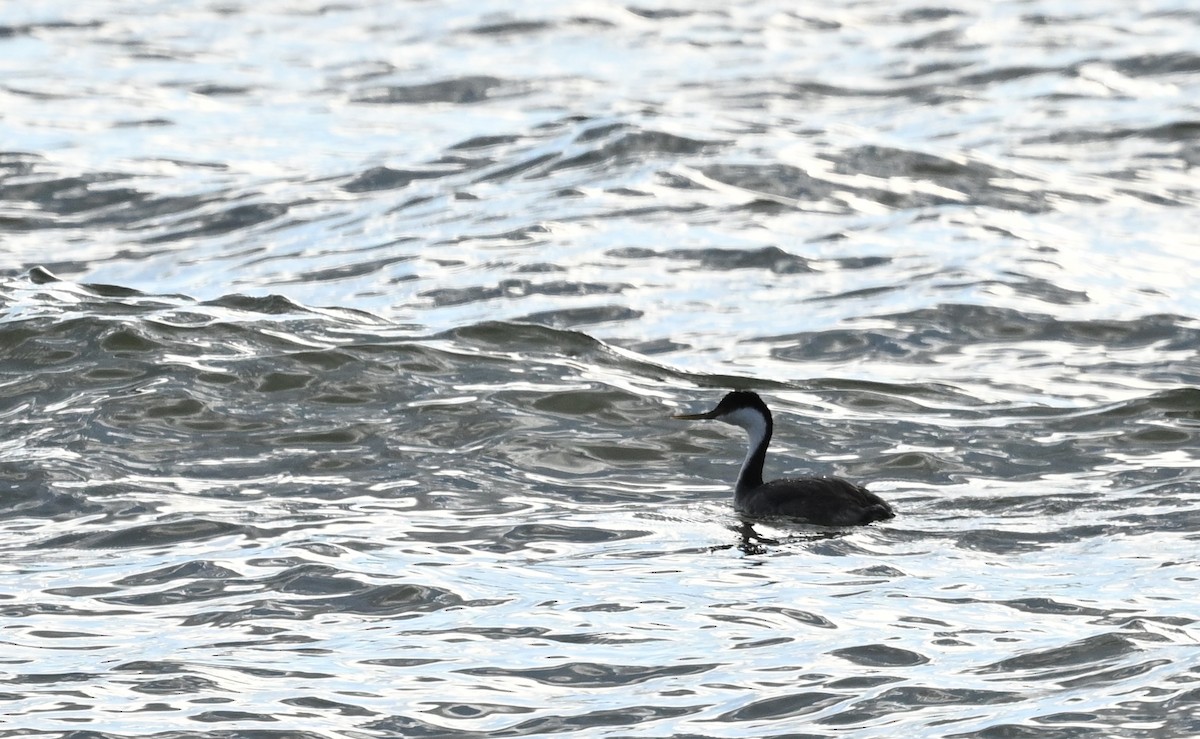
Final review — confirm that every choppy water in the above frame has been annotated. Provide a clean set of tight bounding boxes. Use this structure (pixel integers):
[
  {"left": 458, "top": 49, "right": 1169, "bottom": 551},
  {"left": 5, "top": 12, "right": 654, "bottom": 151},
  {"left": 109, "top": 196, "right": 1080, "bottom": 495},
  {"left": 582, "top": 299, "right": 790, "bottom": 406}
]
[{"left": 3, "top": 2, "right": 1200, "bottom": 737}]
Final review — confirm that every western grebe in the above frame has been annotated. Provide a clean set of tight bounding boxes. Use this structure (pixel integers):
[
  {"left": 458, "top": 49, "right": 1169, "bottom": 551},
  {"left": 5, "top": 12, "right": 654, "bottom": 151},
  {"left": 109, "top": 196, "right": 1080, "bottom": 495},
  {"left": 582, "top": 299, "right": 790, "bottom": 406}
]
[{"left": 674, "top": 391, "right": 894, "bottom": 526}]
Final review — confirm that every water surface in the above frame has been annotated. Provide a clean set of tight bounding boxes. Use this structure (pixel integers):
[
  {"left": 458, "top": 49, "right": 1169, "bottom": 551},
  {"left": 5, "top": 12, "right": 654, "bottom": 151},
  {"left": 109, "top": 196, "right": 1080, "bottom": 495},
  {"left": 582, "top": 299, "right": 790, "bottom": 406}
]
[{"left": 2, "top": 1, "right": 1200, "bottom": 737}]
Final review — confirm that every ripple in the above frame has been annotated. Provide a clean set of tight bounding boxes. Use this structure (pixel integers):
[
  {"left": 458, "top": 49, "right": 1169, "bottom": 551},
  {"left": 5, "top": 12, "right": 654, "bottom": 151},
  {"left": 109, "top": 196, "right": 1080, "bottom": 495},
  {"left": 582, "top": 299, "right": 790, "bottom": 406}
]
[
  {"left": 609, "top": 245, "right": 815, "bottom": 274},
  {"left": 819, "top": 686, "right": 1024, "bottom": 726},
  {"left": 718, "top": 691, "right": 847, "bottom": 721},
  {"left": 460, "top": 661, "right": 720, "bottom": 688},
  {"left": 830, "top": 644, "right": 931, "bottom": 667},
  {"left": 3, "top": 2, "right": 1200, "bottom": 736},
  {"left": 352, "top": 75, "right": 512, "bottom": 105},
  {"left": 35, "top": 519, "right": 264, "bottom": 550}
]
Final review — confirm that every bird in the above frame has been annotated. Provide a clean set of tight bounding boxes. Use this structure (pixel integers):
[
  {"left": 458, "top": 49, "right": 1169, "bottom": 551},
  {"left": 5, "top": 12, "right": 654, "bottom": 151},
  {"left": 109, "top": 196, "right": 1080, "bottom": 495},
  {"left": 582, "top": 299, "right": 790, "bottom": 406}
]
[{"left": 674, "top": 390, "right": 894, "bottom": 526}]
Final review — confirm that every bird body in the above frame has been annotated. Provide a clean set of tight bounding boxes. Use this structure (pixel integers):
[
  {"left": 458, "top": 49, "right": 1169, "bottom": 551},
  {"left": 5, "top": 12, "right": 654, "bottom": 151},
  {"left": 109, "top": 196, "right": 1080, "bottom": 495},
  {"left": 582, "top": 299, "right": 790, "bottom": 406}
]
[{"left": 675, "top": 391, "right": 893, "bottom": 526}]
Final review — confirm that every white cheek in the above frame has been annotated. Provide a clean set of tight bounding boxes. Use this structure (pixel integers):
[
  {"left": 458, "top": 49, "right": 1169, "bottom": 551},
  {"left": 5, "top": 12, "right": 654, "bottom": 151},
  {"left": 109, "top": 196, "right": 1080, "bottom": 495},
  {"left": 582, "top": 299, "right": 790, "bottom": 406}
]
[{"left": 723, "top": 407, "right": 767, "bottom": 443}]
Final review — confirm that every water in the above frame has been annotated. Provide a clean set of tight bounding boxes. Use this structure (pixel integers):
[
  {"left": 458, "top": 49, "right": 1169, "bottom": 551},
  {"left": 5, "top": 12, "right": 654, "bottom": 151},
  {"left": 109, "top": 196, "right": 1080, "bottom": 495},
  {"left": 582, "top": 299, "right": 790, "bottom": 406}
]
[{"left": 2, "top": 1, "right": 1200, "bottom": 737}]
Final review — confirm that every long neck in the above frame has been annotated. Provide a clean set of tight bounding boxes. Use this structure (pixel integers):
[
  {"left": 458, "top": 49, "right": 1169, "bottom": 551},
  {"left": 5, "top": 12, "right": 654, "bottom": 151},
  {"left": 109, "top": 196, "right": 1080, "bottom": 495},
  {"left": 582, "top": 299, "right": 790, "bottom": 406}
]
[{"left": 732, "top": 410, "right": 772, "bottom": 498}]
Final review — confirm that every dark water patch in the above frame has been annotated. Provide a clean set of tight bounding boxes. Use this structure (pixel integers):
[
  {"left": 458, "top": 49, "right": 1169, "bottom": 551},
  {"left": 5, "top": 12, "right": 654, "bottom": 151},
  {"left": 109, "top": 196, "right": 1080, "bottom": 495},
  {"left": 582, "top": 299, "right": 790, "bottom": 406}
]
[
  {"left": 881, "top": 305, "right": 1199, "bottom": 350},
  {"left": 361, "top": 657, "right": 442, "bottom": 669},
  {"left": 731, "top": 636, "right": 793, "bottom": 650},
  {"left": 898, "top": 28, "right": 974, "bottom": 52},
  {"left": 699, "top": 163, "right": 838, "bottom": 205},
  {"left": 852, "top": 564, "right": 908, "bottom": 578},
  {"left": 0, "top": 601, "right": 138, "bottom": 619},
  {"left": 51, "top": 732, "right": 334, "bottom": 739},
  {"left": 517, "top": 304, "right": 644, "bottom": 329},
  {"left": 471, "top": 224, "right": 552, "bottom": 243},
  {"left": 93, "top": 190, "right": 222, "bottom": 231},
  {"left": 102, "top": 564, "right": 368, "bottom": 607},
  {"left": 449, "top": 133, "right": 523, "bottom": 150},
  {"left": 1141, "top": 386, "right": 1200, "bottom": 418},
  {"left": 1109, "top": 51, "right": 1200, "bottom": 77},
  {"left": 283, "top": 348, "right": 362, "bottom": 371},
  {"left": 460, "top": 661, "right": 718, "bottom": 687},
  {"left": 23, "top": 264, "right": 60, "bottom": 283},
  {"left": 199, "top": 293, "right": 331, "bottom": 317},
  {"left": 143, "top": 396, "right": 205, "bottom": 418},
  {"left": 130, "top": 673, "right": 222, "bottom": 695},
  {"left": 257, "top": 371, "right": 313, "bottom": 392},
  {"left": 91, "top": 583, "right": 228, "bottom": 609},
  {"left": 14, "top": 274, "right": 147, "bottom": 299},
  {"left": 1120, "top": 425, "right": 1194, "bottom": 444},
  {"left": 420, "top": 278, "right": 628, "bottom": 307},
  {"left": 190, "top": 709, "right": 279, "bottom": 723},
  {"left": 499, "top": 523, "right": 632, "bottom": 547},
  {"left": 422, "top": 701, "right": 534, "bottom": 720},
  {"left": 974, "top": 633, "right": 1143, "bottom": 683},
  {"left": 1032, "top": 119, "right": 1200, "bottom": 146},
  {"left": 0, "top": 485, "right": 105, "bottom": 523},
  {"left": 550, "top": 128, "right": 720, "bottom": 173},
  {"left": 955, "top": 64, "right": 1058, "bottom": 88},
  {"left": 273, "top": 425, "right": 370, "bottom": 445},
  {"left": 0, "top": 20, "right": 102, "bottom": 39},
  {"left": 914, "top": 595, "right": 1110, "bottom": 625},
  {"left": 260, "top": 564, "right": 368, "bottom": 595},
  {"left": 438, "top": 320, "right": 606, "bottom": 358},
  {"left": 283, "top": 695, "right": 380, "bottom": 717},
  {"left": 610, "top": 336, "right": 689, "bottom": 355},
  {"left": 191, "top": 83, "right": 253, "bottom": 97},
  {"left": 1079, "top": 686, "right": 1200, "bottom": 738},
  {"left": 495, "top": 704, "right": 701, "bottom": 735},
  {"left": 953, "top": 528, "right": 1113, "bottom": 554},
  {"left": 1057, "top": 657, "right": 1172, "bottom": 689},
  {"left": 1113, "top": 506, "right": 1200, "bottom": 536},
  {"left": 140, "top": 201, "right": 289, "bottom": 244},
  {"left": 567, "top": 15, "right": 619, "bottom": 29},
  {"left": 946, "top": 723, "right": 1097, "bottom": 738},
  {"left": 342, "top": 165, "right": 460, "bottom": 193},
  {"left": 852, "top": 450, "right": 971, "bottom": 481},
  {"left": 7, "top": 670, "right": 100, "bottom": 686},
  {"left": 407, "top": 621, "right": 665, "bottom": 647},
  {"left": 753, "top": 606, "right": 838, "bottom": 629},
  {"left": 35, "top": 518, "right": 265, "bottom": 550},
  {"left": 1034, "top": 391, "right": 1200, "bottom": 444},
  {"left": 827, "top": 675, "right": 905, "bottom": 690},
  {"left": 769, "top": 305, "right": 1200, "bottom": 368},
  {"left": 718, "top": 691, "right": 847, "bottom": 721},
  {"left": 469, "top": 19, "right": 554, "bottom": 36},
  {"left": 0, "top": 170, "right": 146, "bottom": 219},
  {"left": 794, "top": 379, "right": 978, "bottom": 418},
  {"left": 471, "top": 152, "right": 559, "bottom": 184},
  {"left": 766, "top": 326, "right": 927, "bottom": 363},
  {"left": 819, "top": 685, "right": 1023, "bottom": 725},
  {"left": 1000, "top": 597, "right": 1113, "bottom": 618},
  {"left": 831, "top": 144, "right": 1025, "bottom": 207},
  {"left": 111, "top": 116, "right": 174, "bottom": 128},
  {"left": 530, "top": 388, "right": 642, "bottom": 417},
  {"left": 0, "top": 150, "right": 44, "bottom": 180},
  {"left": 363, "top": 714, "right": 481, "bottom": 738},
  {"left": 608, "top": 245, "right": 813, "bottom": 273},
  {"left": 991, "top": 275, "right": 1090, "bottom": 306},
  {"left": 352, "top": 75, "right": 510, "bottom": 105},
  {"left": 180, "top": 582, "right": 481, "bottom": 625},
  {"left": 113, "top": 560, "right": 243, "bottom": 587},
  {"left": 305, "top": 582, "right": 486, "bottom": 616},
  {"left": 830, "top": 644, "right": 930, "bottom": 667},
  {"left": 806, "top": 283, "right": 905, "bottom": 303},
  {"left": 626, "top": 6, "right": 697, "bottom": 19}
]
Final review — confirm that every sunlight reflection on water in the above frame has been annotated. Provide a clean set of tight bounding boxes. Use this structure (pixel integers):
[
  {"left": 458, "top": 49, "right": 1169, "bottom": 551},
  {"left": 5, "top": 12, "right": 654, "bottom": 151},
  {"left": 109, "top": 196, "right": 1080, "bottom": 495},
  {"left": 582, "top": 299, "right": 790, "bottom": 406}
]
[{"left": 2, "top": 0, "right": 1200, "bottom": 736}]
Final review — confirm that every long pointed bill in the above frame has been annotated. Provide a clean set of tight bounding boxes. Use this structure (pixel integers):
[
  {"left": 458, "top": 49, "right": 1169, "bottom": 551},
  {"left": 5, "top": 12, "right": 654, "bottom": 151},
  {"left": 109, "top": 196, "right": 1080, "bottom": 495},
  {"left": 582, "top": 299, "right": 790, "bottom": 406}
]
[{"left": 673, "top": 410, "right": 718, "bottom": 420}]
